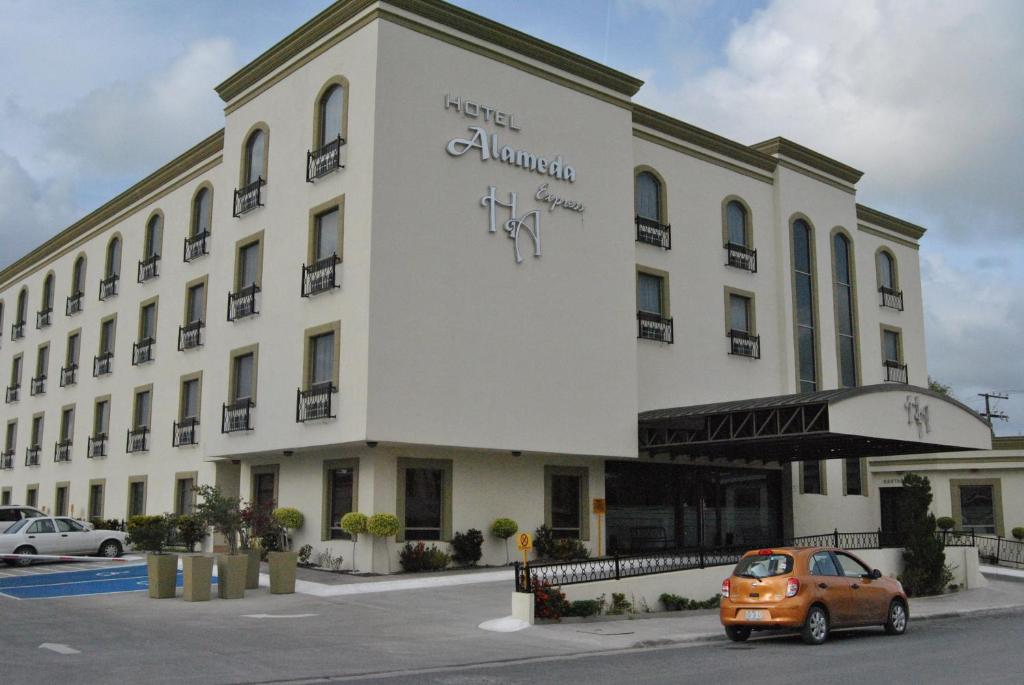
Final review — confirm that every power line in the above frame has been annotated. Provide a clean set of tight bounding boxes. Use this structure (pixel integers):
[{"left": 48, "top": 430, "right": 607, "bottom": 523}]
[{"left": 978, "top": 392, "right": 1009, "bottom": 423}]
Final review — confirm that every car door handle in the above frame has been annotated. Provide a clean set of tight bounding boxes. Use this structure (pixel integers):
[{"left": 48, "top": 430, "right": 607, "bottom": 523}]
[
  {"left": 61, "top": 534, "right": 69, "bottom": 537},
  {"left": 28, "top": 535, "right": 35, "bottom": 539},
  {"left": 818, "top": 583, "right": 828, "bottom": 589}
]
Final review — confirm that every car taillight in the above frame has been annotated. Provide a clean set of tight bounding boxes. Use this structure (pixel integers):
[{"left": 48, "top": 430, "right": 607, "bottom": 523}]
[
  {"left": 786, "top": 577, "right": 800, "bottom": 598},
  {"left": 757, "top": 549, "right": 773, "bottom": 556},
  {"left": 722, "top": 578, "right": 731, "bottom": 598}
]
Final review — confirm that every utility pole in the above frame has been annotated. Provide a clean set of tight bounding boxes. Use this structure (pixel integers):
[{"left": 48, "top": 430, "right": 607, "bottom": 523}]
[{"left": 978, "top": 392, "right": 1009, "bottom": 423}]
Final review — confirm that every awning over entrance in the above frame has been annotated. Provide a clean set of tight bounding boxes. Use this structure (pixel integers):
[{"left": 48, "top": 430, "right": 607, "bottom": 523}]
[{"left": 639, "top": 384, "right": 992, "bottom": 463}]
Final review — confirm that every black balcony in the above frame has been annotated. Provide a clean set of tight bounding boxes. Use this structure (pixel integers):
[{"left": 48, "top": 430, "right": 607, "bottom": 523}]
[
  {"left": 11, "top": 321, "right": 25, "bottom": 340},
  {"left": 301, "top": 254, "right": 341, "bottom": 297},
  {"left": 879, "top": 286, "right": 904, "bottom": 311},
  {"left": 5, "top": 385, "right": 20, "bottom": 403},
  {"left": 884, "top": 359, "right": 908, "bottom": 384},
  {"left": 183, "top": 230, "right": 210, "bottom": 262},
  {"left": 728, "top": 330, "right": 761, "bottom": 359},
  {"left": 29, "top": 375, "right": 46, "bottom": 396},
  {"left": 227, "top": 284, "right": 260, "bottom": 321},
  {"left": 66, "top": 291, "right": 84, "bottom": 316},
  {"left": 222, "top": 399, "right": 254, "bottom": 433},
  {"left": 132, "top": 338, "right": 155, "bottom": 365},
  {"left": 54, "top": 440, "right": 72, "bottom": 463},
  {"left": 173, "top": 418, "right": 200, "bottom": 447},
  {"left": 296, "top": 383, "right": 337, "bottom": 422},
  {"left": 635, "top": 216, "right": 671, "bottom": 249},
  {"left": 137, "top": 254, "right": 160, "bottom": 283},
  {"left": 725, "top": 242, "right": 758, "bottom": 273},
  {"left": 0, "top": 450, "right": 12, "bottom": 470},
  {"left": 60, "top": 364, "right": 78, "bottom": 387},
  {"left": 178, "top": 320, "right": 205, "bottom": 350},
  {"left": 306, "top": 135, "right": 345, "bottom": 182},
  {"left": 93, "top": 351, "right": 114, "bottom": 377},
  {"left": 637, "top": 311, "right": 674, "bottom": 343},
  {"left": 233, "top": 177, "right": 264, "bottom": 217},
  {"left": 36, "top": 308, "right": 53, "bottom": 329},
  {"left": 87, "top": 434, "right": 107, "bottom": 459},
  {"left": 99, "top": 273, "right": 119, "bottom": 300},
  {"left": 126, "top": 427, "right": 149, "bottom": 454},
  {"left": 25, "top": 446, "right": 40, "bottom": 467}
]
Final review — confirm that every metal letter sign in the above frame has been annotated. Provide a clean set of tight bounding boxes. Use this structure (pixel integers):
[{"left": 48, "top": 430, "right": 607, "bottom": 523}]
[
  {"left": 904, "top": 395, "right": 931, "bottom": 438},
  {"left": 481, "top": 186, "right": 541, "bottom": 264}
]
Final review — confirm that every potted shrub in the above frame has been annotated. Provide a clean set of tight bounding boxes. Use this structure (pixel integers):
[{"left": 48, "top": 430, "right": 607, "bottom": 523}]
[
  {"left": 193, "top": 485, "right": 246, "bottom": 600},
  {"left": 177, "top": 514, "right": 212, "bottom": 602},
  {"left": 491, "top": 518, "right": 518, "bottom": 564},
  {"left": 340, "top": 512, "right": 368, "bottom": 572},
  {"left": 272, "top": 507, "right": 304, "bottom": 549},
  {"left": 1012, "top": 527, "right": 1024, "bottom": 542},
  {"left": 240, "top": 502, "right": 282, "bottom": 589},
  {"left": 936, "top": 516, "right": 955, "bottom": 532},
  {"left": 367, "top": 513, "right": 400, "bottom": 573},
  {"left": 127, "top": 514, "right": 177, "bottom": 599},
  {"left": 267, "top": 508, "right": 303, "bottom": 594}
]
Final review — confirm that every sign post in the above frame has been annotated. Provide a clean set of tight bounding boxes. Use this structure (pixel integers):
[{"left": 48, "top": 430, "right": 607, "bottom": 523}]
[{"left": 592, "top": 498, "right": 606, "bottom": 557}]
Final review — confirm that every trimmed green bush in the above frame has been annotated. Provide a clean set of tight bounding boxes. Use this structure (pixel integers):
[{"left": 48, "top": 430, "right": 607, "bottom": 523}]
[
  {"left": 341, "top": 512, "right": 369, "bottom": 573},
  {"left": 1012, "top": 527, "right": 1024, "bottom": 541},
  {"left": 936, "top": 516, "right": 956, "bottom": 531},
  {"left": 451, "top": 529, "right": 484, "bottom": 566},
  {"left": 606, "top": 592, "right": 632, "bottom": 615},
  {"left": 176, "top": 514, "right": 206, "bottom": 553},
  {"left": 367, "top": 513, "right": 400, "bottom": 538},
  {"left": 660, "top": 593, "right": 721, "bottom": 611},
  {"left": 564, "top": 599, "right": 602, "bottom": 618},
  {"left": 127, "top": 515, "right": 173, "bottom": 554},
  {"left": 273, "top": 507, "right": 305, "bottom": 530},
  {"left": 491, "top": 518, "right": 518, "bottom": 564},
  {"left": 533, "top": 525, "right": 591, "bottom": 561},
  {"left": 92, "top": 519, "right": 124, "bottom": 531},
  {"left": 399, "top": 542, "right": 451, "bottom": 572}
]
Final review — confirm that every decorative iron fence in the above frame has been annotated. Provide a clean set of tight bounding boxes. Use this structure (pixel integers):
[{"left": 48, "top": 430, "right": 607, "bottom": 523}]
[
  {"left": 11, "top": 321, "right": 25, "bottom": 340},
  {"left": 879, "top": 286, "right": 904, "bottom": 311},
  {"left": 884, "top": 360, "right": 908, "bottom": 384},
  {"left": 93, "top": 351, "right": 114, "bottom": 377},
  {"left": 222, "top": 399, "right": 254, "bottom": 433},
  {"left": 635, "top": 216, "right": 671, "bottom": 249},
  {"left": 227, "top": 284, "right": 260, "bottom": 321},
  {"left": 24, "top": 446, "right": 40, "bottom": 467},
  {"left": 301, "top": 254, "right": 341, "bottom": 297},
  {"left": 307, "top": 135, "right": 345, "bottom": 182},
  {"left": 29, "top": 375, "right": 46, "bottom": 396},
  {"left": 296, "top": 383, "right": 336, "bottom": 422},
  {"left": 178, "top": 320, "right": 205, "bottom": 350},
  {"left": 132, "top": 338, "right": 155, "bottom": 365},
  {"left": 66, "top": 291, "right": 84, "bottom": 316},
  {"left": 637, "top": 311, "right": 674, "bottom": 343},
  {"left": 5, "top": 384, "right": 19, "bottom": 403},
  {"left": 233, "top": 177, "right": 265, "bottom": 216},
  {"left": 137, "top": 254, "right": 160, "bottom": 283},
  {"left": 99, "top": 273, "right": 119, "bottom": 301},
  {"left": 0, "top": 450, "right": 13, "bottom": 470},
  {"left": 87, "top": 434, "right": 107, "bottom": 459},
  {"left": 54, "top": 440, "right": 72, "bottom": 463},
  {"left": 60, "top": 364, "right": 78, "bottom": 387},
  {"left": 36, "top": 308, "right": 53, "bottom": 329},
  {"left": 728, "top": 330, "right": 761, "bottom": 359},
  {"left": 126, "top": 427, "right": 149, "bottom": 454},
  {"left": 725, "top": 242, "right": 757, "bottom": 272},
  {"left": 940, "top": 530, "right": 1024, "bottom": 568},
  {"left": 184, "top": 230, "right": 210, "bottom": 262},
  {"left": 173, "top": 418, "right": 199, "bottom": 447}
]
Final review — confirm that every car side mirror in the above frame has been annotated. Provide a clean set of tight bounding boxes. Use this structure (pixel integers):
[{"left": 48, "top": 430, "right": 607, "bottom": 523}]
[{"left": 870, "top": 569, "right": 882, "bottom": 580}]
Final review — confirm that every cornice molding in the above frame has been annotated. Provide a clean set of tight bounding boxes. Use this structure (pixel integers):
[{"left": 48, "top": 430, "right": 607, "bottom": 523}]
[
  {"left": 856, "top": 204, "right": 927, "bottom": 240},
  {"left": 751, "top": 137, "right": 863, "bottom": 185},
  {"left": 994, "top": 436, "right": 1024, "bottom": 451}
]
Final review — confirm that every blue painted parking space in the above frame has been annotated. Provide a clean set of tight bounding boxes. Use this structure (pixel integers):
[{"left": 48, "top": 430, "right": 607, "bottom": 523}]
[{"left": 0, "top": 564, "right": 216, "bottom": 599}]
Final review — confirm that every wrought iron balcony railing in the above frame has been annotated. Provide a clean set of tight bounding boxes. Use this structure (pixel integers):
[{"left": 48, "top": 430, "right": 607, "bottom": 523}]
[
  {"left": 87, "top": 434, "right": 107, "bottom": 459},
  {"left": 132, "top": 338, "right": 155, "bottom": 365},
  {"left": 637, "top": 311, "right": 674, "bottom": 344},
  {"left": 126, "top": 427, "right": 149, "bottom": 454},
  {"left": 0, "top": 450, "right": 13, "bottom": 470},
  {"left": 5, "top": 384, "right": 20, "bottom": 403},
  {"left": 306, "top": 135, "right": 345, "bottom": 182},
  {"left": 296, "top": 383, "right": 337, "bottom": 422},
  {"left": 99, "top": 273, "right": 119, "bottom": 300},
  {"left": 60, "top": 364, "right": 78, "bottom": 387},
  {"left": 728, "top": 329, "right": 761, "bottom": 359},
  {"left": 884, "top": 359, "right": 908, "bottom": 384},
  {"left": 25, "top": 445, "right": 40, "bottom": 467},
  {"left": 222, "top": 398, "right": 254, "bottom": 433},
  {"left": 11, "top": 321, "right": 25, "bottom": 340},
  {"left": 301, "top": 254, "right": 341, "bottom": 297},
  {"left": 227, "top": 284, "right": 260, "bottom": 321},
  {"left": 233, "top": 177, "right": 264, "bottom": 217},
  {"left": 183, "top": 230, "right": 210, "bottom": 262},
  {"left": 93, "top": 351, "right": 114, "bottom": 377},
  {"left": 29, "top": 375, "right": 46, "bottom": 396},
  {"left": 54, "top": 440, "right": 72, "bottom": 463},
  {"left": 137, "top": 254, "right": 160, "bottom": 283},
  {"left": 173, "top": 418, "right": 200, "bottom": 447},
  {"left": 724, "top": 242, "right": 758, "bottom": 273},
  {"left": 66, "top": 291, "right": 84, "bottom": 316},
  {"left": 635, "top": 216, "right": 671, "bottom": 249},
  {"left": 879, "top": 286, "right": 904, "bottom": 311},
  {"left": 36, "top": 308, "right": 53, "bottom": 329},
  {"left": 178, "top": 320, "right": 205, "bottom": 350}
]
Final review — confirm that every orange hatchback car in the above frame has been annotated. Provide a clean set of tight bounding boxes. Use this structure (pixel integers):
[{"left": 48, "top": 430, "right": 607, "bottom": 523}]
[{"left": 720, "top": 547, "right": 909, "bottom": 645}]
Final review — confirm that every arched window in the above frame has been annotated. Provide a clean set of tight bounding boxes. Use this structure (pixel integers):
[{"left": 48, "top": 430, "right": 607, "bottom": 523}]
[
  {"left": 105, "top": 237, "right": 122, "bottom": 278},
  {"left": 191, "top": 187, "right": 212, "bottom": 237},
  {"left": 792, "top": 218, "right": 817, "bottom": 393},
  {"left": 726, "top": 200, "right": 748, "bottom": 247},
  {"left": 244, "top": 129, "right": 266, "bottom": 185},
  {"left": 16, "top": 288, "right": 28, "bottom": 324},
  {"left": 876, "top": 250, "right": 896, "bottom": 290},
  {"left": 634, "top": 172, "right": 661, "bottom": 223},
  {"left": 833, "top": 232, "right": 857, "bottom": 388},
  {"left": 41, "top": 274, "right": 54, "bottom": 312},
  {"left": 72, "top": 256, "right": 86, "bottom": 295},
  {"left": 144, "top": 214, "right": 162, "bottom": 259},
  {"left": 318, "top": 84, "right": 344, "bottom": 147}
]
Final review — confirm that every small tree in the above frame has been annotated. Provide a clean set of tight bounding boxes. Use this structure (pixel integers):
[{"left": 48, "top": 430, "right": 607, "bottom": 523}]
[
  {"left": 1013, "top": 527, "right": 1024, "bottom": 542},
  {"left": 127, "top": 514, "right": 173, "bottom": 555},
  {"left": 176, "top": 514, "right": 206, "bottom": 553},
  {"left": 367, "top": 513, "right": 400, "bottom": 573},
  {"left": 340, "top": 512, "right": 368, "bottom": 572},
  {"left": 193, "top": 485, "right": 243, "bottom": 556},
  {"left": 272, "top": 507, "right": 304, "bottom": 550},
  {"left": 491, "top": 518, "right": 518, "bottom": 564},
  {"left": 900, "top": 474, "right": 950, "bottom": 596},
  {"left": 241, "top": 503, "right": 283, "bottom": 559}
]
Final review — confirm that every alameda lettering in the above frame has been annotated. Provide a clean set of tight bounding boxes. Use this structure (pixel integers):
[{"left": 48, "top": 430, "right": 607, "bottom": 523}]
[{"left": 446, "top": 127, "right": 576, "bottom": 183}]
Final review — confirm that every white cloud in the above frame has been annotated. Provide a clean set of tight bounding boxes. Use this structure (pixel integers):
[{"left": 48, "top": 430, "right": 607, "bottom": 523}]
[{"left": 0, "top": 152, "right": 78, "bottom": 267}]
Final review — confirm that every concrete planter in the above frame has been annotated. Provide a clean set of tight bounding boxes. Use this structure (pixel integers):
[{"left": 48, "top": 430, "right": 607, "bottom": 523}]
[
  {"left": 182, "top": 554, "right": 214, "bottom": 602},
  {"left": 217, "top": 554, "right": 248, "bottom": 599},
  {"left": 147, "top": 553, "right": 179, "bottom": 599},
  {"left": 245, "top": 549, "right": 261, "bottom": 590},
  {"left": 268, "top": 551, "right": 298, "bottom": 594}
]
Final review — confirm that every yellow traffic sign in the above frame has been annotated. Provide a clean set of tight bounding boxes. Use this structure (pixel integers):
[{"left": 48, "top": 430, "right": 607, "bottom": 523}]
[{"left": 516, "top": 532, "right": 533, "bottom": 552}]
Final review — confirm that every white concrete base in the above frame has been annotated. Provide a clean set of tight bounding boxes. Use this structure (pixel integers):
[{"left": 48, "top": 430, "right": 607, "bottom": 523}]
[{"left": 511, "top": 591, "right": 536, "bottom": 625}]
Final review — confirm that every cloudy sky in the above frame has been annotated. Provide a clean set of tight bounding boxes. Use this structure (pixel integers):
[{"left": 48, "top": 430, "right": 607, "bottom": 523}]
[{"left": 1, "top": 0, "right": 1020, "bottom": 434}]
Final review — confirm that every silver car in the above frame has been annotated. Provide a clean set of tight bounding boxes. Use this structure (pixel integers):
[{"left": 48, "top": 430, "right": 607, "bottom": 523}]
[
  {"left": 0, "top": 505, "right": 46, "bottom": 533},
  {"left": 1, "top": 516, "right": 126, "bottom": 566}
]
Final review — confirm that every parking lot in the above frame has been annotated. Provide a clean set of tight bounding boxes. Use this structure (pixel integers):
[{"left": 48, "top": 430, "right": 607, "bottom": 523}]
[{"left": 0, "top": 557, "right": 182, "bottom": 599}]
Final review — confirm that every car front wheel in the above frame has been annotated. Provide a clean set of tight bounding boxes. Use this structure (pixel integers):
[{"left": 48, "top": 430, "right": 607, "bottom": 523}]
[
  {"left": 725, "top": 626, "right": 752, "bottom": 642},
  {"left": 884, "top": 599, "right": 908, "bottom": 635},
  {"left": 801, "top": 605, "right": 829, "bottom": 645},
  {"left": 98, "top": 540, "right": 123, "bottom": 558}
]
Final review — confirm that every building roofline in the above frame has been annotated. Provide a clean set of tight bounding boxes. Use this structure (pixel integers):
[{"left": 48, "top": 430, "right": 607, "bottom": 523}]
[
  {"left": 751, "top": 136, "right": 863, "bottom": 185},
  {"left": 855, "top": 204, "right": 927, "bottom": 240},
  {"left": 0, "top": 129, "right": 224, "bottom": 290},
  {"left": 215, "top": 0, "right": 644, "bottom": 104},
  {"left": 993, "top": 436, "right": 1024, "bottom": 451}
]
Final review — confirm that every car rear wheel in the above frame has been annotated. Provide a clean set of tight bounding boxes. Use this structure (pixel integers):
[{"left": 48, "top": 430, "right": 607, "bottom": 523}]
[
  {"left": 884, "top": 599, "right": 908, "bottom": 635},
  {"left": 801, "top": 605, "right": 829, "bottom": 645},
  {"left": 725, "top": 626, "right": 752, "bottom": 642},
  {"left": 98, "top": 540, "right": 123, "bottom": 558},
  {"left": 12, "top": 545, "right": 36, "bottom": 568}
]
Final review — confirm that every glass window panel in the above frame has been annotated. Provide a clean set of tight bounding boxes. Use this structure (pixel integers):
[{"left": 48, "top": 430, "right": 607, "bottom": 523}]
[
  {"left": 959, "top": 485, "right": 995, "bottom": 533},
  {"left": 839, "top": 337, "right": 857, "bottom": 388},
  {"left": 315, "top": 209, "right": 339, "bottom": 261},
  {"left": 67, "top": 334, "right": 80, "bottom": 365},
  {"left": 836, "top": 287, "right": 853, "bottom": 335},
  {"left": 877, "top": 252, "right": 894, "bottom": 289},
  {"left": 727, "top": 201, "right": 747, "bottom": 246},
  {"left": 802, "top": 460, "right": 821, "bottom": 494},
  {"left": 796, "top": 276, "right": 814, "bottom": 326},
  {"left": 883, "top": 330, "right": 900, "bottom": 361},
  {"left": 31, "top": 416, "right": 43, "bottom": 446},
  {"left": 793, "top": 221, "right": 811, "bottom": 273},
  {"left": 187, "top": 284, "right": 205, "bottom": 323},
  {"left": 95, "top": 400, "right": 109, "bottom": 434},
  {"left": 405, "top": 468, "right": 443, "bottom": 539},
  {"left": 809, "top": 551, "right": 840, "bottom": 576},
  {"left": 550, "top": 474, "right": 581, "bottom": 535},
  {"left": 107, "top": 239, "right": 121, "bottom": 277},
  {"left": 145, "top": 216, "right": 162, "bottom": 258},
  {"left": 37, "top": 346, "right": 48, "bottom": 376},
  {"left": 89, "top": 484, "right": 103, "bottom": 519},
  {"left": 637, "top": 273, "right": 663, "bottom": 315},
  {"left": 845, "top": 458, "right": 862, "bottom": 495},
  {"left": 134, "top": 391, "right": 151, "bottom": 429},
  {"left": 238, "top": 244, "right": 259, "bottom": 289},
  {"left": 320, "top": 85, "right": 343, "bottom": 145},
  {"left": 12, "top": 357, "right": 21, "bottom": 384},
  {"left": 73, "top": 259, "right": 85, "bottom": 293},
  {"left": 310, "top": 333, "right": 334, "bottom": 386},
  {"left": 182, "top": 380, "right": 199, "bottom": 419},
  {"left": 60, "top": 408, "right": 73, "bottom": 440},
  {"left": 43, "top": 276, "right": 54, "bottom": 308},
  {"left": 246, "top": 130, "right": 265, "bottom": 184},
  {"left": 234, "top": 354, "right": 254, "bottom": 401},
  {"left": 729, "top": 294, "right": 749, "bottom": 332},
  {"left": 193, "top": 189, "right": 211, "bottom": 236},
  {"left": 140, "top": 304, "right": 156, "bottom": 340},
  {"left": 328, "top": 467, "right": 354, "bottom": 540},
  {"left": 798, "top": 327, "right": 816, "bottom": 387},
  {"left": 254, "top": 473, "right": 275, "bottom": 510},
  {"left": 129, "top": 482, "right": 145, "bottom": 517},
  {"left": 100, "top": 320, "right": 115, "bottom": 353},
  {"left": 176, "top": 478, "right": 194, "bottom": 515},
  {"left": 5, "top": 423, "right": 16, "bottom": 451},
  {"left": 29, "top": 519, "right": 55, "bottom": 534},
  {"left": 634, "top": 172, "right": 660, "bottom": 222}
]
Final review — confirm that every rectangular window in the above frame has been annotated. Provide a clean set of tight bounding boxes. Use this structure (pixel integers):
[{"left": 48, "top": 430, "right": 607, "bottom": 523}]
[
  {"left": 232, "top": 353, "right": 254, "bottom": 402},
  {"left": 253, "top": 472, "right": 276, "bottom": 510},
  {"left": 186, "top": 283, "right": 206, "bottom": 324},
  {"left": 729, "top": 294, "right": 751, "bottom": 333},
  {"left": 550, "top": 473, "right": 582, "bottom": 538},
  {"left": 100, "top": 318, "right": 116, "bottom": 354},
  {"left": 637, "top": 272, "right": 663, "bottom": 315},
  {"left": 60, "top": 407, "right": 74, "bottom": 442},
  {"left": 181, "top": 378, "right": 200, "bottom": 420},
  {"left": 94, "top": 399, "right": 110, "bottom": 436},
  {"left": 139, "top": 302, "right": 156, "bottom": 341},
  {"left": 55, "top": 484, "right": 68, "bottom": 516},
  {"left": 883, "top": 329, "right": 900, "bottom": 362},
  {"left": 175, "top": 477, "right": 195, "bottom": 515},
  {"left": 309, "top": 332, "right": 335, "bottom": 387},
  {"left": 133, "top": 390, "right": 152, "bottom": 429},
  {"left": 4, "top": 422, "right": 15, "bottom": 452},
  {"left": 404, "top": 467, "right": 444, "bottom": 540},
  {"left": 792, "top": 220, "right": 817, "bottom": 392},
  {"left": 26, "top": 486, "right": 38, "bottom": 508},
  {"left": 845, "top": 458, "right": 863, "bottom": 496},
  {"left": 128, "top": 479, "right": 146, "bottom": 518},
  {"left": 327, "top": 465, "right": 355, "bottom": 540},
  {"left": 802, "top": 460, "right": 823, "bottom": 495},
  {"left": 67, "top": 332, "right": 80, "bottom": 366},
  {"left": 959, "top": 484, "right": 996, "bottom": 534},
  {"left": 314, "top": 208, "right": 340, "bottom": 262},
  {"left": 89, "top": 483, "right": 104, "bottom": 521},
  {"left": 1, "top": 489, "right": 10, "bottom": 506},
  {"left": 30, "top": 415, "right": 43, "bottom": 447},
  {"left": 237, "top": 242, "right": 260, "bottom": 289},
  {"left": 11, "top": 356, "right": 22, "bottom": 385},
  {"left": 36, "top": 344, "right": 49, "bottom": 378}
]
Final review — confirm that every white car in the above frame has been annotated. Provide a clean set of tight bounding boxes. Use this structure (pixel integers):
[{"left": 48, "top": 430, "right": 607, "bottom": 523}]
[
  {"left": 0, "top": 516, "right": 126, "bottom": 566},
  {"left": 0, "top": 505, "right": 46, "bottom": 533}
]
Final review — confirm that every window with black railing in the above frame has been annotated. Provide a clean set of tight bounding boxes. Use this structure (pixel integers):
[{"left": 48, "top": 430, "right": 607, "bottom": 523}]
[
  {"left": 5, "top": 385, "right": 20, "bottom": 403},
  {"left": 87, "top": 434, "right": 107, "bottom": 459},
  {"left": 0, "top": 450, "right": 13, "bottom": 470},
  {"left": 126, "top": 427, "right": 149, "bottom": 454},
  {"left": 29, "top": 375, "right": 46, "bottom": 396},
  {"left": 177, "top": 320, "right": 205, "bottom": 350},
  {"left": 54, "top": 440, "right": 72, "bottom": 463},
  {"left": 222, "top": 398, "right": 254, "bottom": 433},
  {"left": 296, "top": 382, "right": 337, "bottom": 422},
  {"left": 132, "top": 338, "right": 155, "bottom": 365},
  {"left": 137, "top": 254, "right": 160, "bottom": 283},
  {"left": 233, "top": 177, "right": 264, "bottom": 217},
  {"left": 183, "top": 230, "right": 210, "bottom": 262},
  {"left": 635, "top": 216, "right": 671, "bottom": 249},
  {"left": 36, "top": 308, "right": 53, "bottom": 329},
  {"left": 66, "top": 291, "right": 84, "bottom": 316},
  {"left": 637, "top": 311, "right": 674, "bottom": 343},
  {"left": 306, "top": 135, "right": 346, "bottom": 182},
  {"left": 884, "top": 359, "right": 908, "bottom": 383},
  {"left": 93, "top": 351, "right": 113, "bottom": 377},
  {"left": 99, "top": 273, "right": 119, "bottom": 301},
  {"left": 25, "top": 445, "right": 40, "bottom": 467},
  {"left": 60, "top": 364, "right": 78, "bottom": 387},
  {"left": 227, "top": 284, "right": 260, "bottom": 321},
  {"left": 173, "top": 418, "right": 199, "bottom": 447},
  {"left": 11, "top": 321, "right": 25, "bottom": 340},
  {"left": 728, "top": 330, "right": 761, "bottom": 359},
  {"left": 725, "top": 242, "right": 758, "bottom": 272},
  {"left": 879, "top": 286, "right": 904, "bottom": 311},
  {"left": 301, "top": 254, "right": 341, "bottom": 297}
]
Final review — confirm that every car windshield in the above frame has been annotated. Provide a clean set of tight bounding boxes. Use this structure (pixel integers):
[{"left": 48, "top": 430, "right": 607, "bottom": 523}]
[
  {"left": 4, "top": 519, "right": 32, "bottom": 534},
  {"left": 733, "top": 553, "right": 793, "bottom": 578}
]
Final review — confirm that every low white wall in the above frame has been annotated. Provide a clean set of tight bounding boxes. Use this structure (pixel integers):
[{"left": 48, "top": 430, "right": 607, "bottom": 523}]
[{"left": 559, "top": 564, "right": 729, "bottom": 612}]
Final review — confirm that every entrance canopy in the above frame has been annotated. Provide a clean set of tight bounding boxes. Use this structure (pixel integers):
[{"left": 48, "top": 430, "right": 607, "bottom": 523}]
[{"left": 639, "top": 384, "right": 992, "bottom": 463}]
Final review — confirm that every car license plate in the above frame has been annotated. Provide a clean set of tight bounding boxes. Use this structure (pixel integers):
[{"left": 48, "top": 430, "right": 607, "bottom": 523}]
[{"left": 744, "top": 610, "right": 767, "bottom": 621}]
